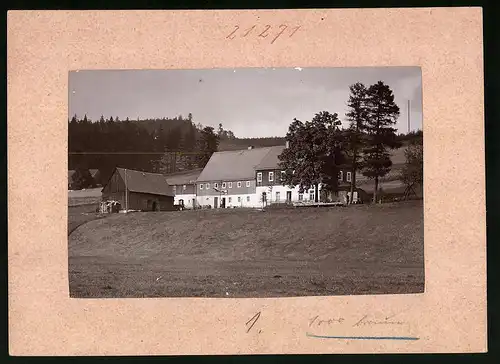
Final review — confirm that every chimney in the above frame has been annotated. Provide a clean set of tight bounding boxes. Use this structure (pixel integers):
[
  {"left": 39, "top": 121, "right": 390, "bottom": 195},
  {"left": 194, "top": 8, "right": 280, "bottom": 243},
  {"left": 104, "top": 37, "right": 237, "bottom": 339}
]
[{"left": 248, "top": 146, "right": 254, "bottom": 150}]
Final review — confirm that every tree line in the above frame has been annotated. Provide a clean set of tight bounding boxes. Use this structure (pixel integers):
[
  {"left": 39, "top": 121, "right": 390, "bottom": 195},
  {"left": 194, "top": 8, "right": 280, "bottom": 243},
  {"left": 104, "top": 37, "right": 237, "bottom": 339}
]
[
  {"left": 68, "top": 113, "right": 222, "bottom": 187},
  {"left": 278, "top": 81, "right": 423, "bottom": 203}
]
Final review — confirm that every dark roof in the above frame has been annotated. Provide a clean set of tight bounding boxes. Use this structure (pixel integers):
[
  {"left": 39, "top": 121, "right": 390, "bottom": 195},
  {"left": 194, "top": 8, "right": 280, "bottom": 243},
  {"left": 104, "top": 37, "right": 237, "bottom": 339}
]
[
  {"left": 115, "top": 168, "right": 173, "bottom": 197},
  {"left": 255, "top": 145, "right": 286, "bottom": 170},
  {"left": 196, "top": 147, "right": 274, "bottom": 182},
  {"left": 164, "top": 168, "right": 203, "bottom": 185},
  {"left": 252, "top": 144, "right": 407, "bottom": 170}
]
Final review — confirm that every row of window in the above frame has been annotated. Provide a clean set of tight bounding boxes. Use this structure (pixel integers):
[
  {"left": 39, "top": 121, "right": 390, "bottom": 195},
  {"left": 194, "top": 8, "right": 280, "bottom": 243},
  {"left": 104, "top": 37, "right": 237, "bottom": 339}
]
[
  {"left": 200, "top": 181, "right": 251, "bottom": 190},
  {"left": 261, "top": 190, "right": 315, "bottom": 202},
  {"left": 339, "top": 171, "right": 352, "bottom": 182},
  {"left": 257, "top": 171, "right": 284, "bottom": 183},
  {"left": 172, "top": 185, "right": 187, "bottom": 193},
  {"left": 178, "top": 171, "right": 352, "bottom": 193},
  {"left": 227, "top": 196, "right": 251, "bottom": 203},
  {"left": 257, "top": 171, "right": 352, "bottom": 183}
]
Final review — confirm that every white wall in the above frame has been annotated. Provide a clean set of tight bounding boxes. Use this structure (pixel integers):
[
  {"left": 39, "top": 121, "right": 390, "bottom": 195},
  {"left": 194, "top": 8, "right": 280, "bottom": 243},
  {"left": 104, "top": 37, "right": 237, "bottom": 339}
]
[
  {"left": 256, "top": 185, "right": 318, "bottom": 204},
  {"left": 196, "top": 193, "right": 261, "bottom": 208},
  {"left": 174, "top": 194, "right": 196, "bottom": 209},
  {"left": 193, "top": 183, "right": 363, "bottom": 209}
]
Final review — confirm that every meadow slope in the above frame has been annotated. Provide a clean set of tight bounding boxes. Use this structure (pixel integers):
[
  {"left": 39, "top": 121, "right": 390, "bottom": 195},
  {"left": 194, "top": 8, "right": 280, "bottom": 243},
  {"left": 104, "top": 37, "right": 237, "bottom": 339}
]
[{"left": 69, "top": 201, "right": 424, "bottom": 298}]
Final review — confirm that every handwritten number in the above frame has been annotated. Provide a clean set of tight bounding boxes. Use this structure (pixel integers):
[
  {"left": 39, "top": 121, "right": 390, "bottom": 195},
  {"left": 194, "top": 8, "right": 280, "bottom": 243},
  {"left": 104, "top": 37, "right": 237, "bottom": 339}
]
[
  {"left": 226, "top": 26, "right": 239, "bottom": 39},
  {"left": 245, "top": 311, "right": 261, "bottom": 333},
  {"left": 271, "top": 25, "right": 288, "bottom": 44},
  {"left": 243, "top": 25, "right": 256, "bottom": 37},
  {"left": 226, "top": 24, "right": 301, "bottom": 44},
  {"left": 289, "top": 25, "right": 301, "bottom": 37},
  {"left": 258, "top": 25, "right": 271, "bottom": 38}
]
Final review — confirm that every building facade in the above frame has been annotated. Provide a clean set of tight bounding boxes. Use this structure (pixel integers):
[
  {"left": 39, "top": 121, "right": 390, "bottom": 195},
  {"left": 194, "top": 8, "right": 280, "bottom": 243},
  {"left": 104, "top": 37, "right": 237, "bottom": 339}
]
[
  {"left": 195, "top": 147, "right": 272, "bottom": 208},
  {"left": 196, "top": 178, "right": 260, "bottom": 208},
  {"left": 254, "top": 146, "right": 363, "bottom": 205},
  {"left": 184, "top": 145, "right": 376, "bottom": 209},
  {"left": 164, "top": 168, "right": 203, "bottom": 209}
]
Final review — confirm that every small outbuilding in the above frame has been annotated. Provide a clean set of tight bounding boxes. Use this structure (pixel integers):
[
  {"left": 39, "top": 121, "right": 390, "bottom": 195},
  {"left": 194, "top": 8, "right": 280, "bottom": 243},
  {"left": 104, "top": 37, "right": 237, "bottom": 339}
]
[
  {"left": 89, "top": 169, "right": 102, "bottom": 186},
  {"left": 101, "top": 167, "right": 175, "bottom": 212}
]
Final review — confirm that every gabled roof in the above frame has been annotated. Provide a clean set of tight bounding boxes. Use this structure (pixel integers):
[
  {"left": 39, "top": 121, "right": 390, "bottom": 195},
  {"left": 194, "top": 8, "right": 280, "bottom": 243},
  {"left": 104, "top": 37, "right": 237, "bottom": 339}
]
[
  {"left": 251, "top": 144, "right": 407, "bottom": 170},
  {"left": 196, "top": 147, "right": 274, "bottom": 182},
  {"left": 115, "top": 168, "right": 173, "bottom": 197},
  {"left": 255, "top": 145, "right": 286, "bottom": 170},
  {"left": 89, "top": 169, "right": 100, "bottom": 177},
  {"left": 164, "top": 168, "right": 203, "bottom": 185}
]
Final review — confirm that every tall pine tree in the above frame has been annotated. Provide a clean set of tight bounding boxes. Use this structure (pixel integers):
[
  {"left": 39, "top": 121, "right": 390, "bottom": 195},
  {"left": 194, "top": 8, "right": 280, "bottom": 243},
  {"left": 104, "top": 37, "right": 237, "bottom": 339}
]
[
  {"left": 196, "top": 126, "right": 219, "bottom": 168},
  {"left": 362, "top": 81, "right": 402, "bottom": 203},
  {"left": 345, "top": 82, "right": 369, "bottom": 204}
]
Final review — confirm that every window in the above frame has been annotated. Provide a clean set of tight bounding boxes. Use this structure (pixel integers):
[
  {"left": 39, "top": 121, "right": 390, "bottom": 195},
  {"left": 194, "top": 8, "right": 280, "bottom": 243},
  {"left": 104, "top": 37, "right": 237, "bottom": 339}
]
[
  {"left": 228, "top": 182, "right": 233, "bottom": 188},
  {"left": 238, "top": 196, "right": 241, "bottom": 202},
  {"left": 257, "top": 172, "right": 263, "bottom": 182},
  {"left": 182, "top": 185, "right": 187, "bottom": 191},
  {"left": 298, "top": 193, "right": 303, "bottom": 201},
  {"left": 237, "top": 181, "right": 242, "bottom": 188},
  {"left": 246, "top": 181, "right": 251, "bottom": 187},
  {"left": 205, "top": 183, "right": 210, "bottom": 189},
  {"left": 269, "top": 172, "right": 274, "bottom": 182},
  {"left": 222, "top": 182, "right": 226, "bottom": 188},
  {"left": 228, "top": 197, "right": 232, "bottom": 203},
  {"left": 173, "top": 185, "right": 177, "bottom": 193},
  {"left": 339, "top": 171, "right": 343, "bottom": 181},
  {"left": 275, "top": 191, "right": 280, "bottom": 201},
  {"left": 346, "top": 172, "right": 352, "bottom": 182},
  {"left": 309, "top": 191, "right": 315, "bottom": 201},
  {"left": 200, "top": 184, "right": 203, "bottom": 190},
  {"left": 246, "top": 196, "right": 250, "bottom": 202},
  {"left": 214, "top": 182, "right": 218, "bottom": 189}
]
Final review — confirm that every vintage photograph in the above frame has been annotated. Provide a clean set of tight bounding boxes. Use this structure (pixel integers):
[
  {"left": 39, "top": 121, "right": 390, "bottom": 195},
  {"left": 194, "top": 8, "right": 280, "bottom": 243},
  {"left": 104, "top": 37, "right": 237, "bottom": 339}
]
[{"left": 68, "top": 67, "right": 424, "bottom": 298}]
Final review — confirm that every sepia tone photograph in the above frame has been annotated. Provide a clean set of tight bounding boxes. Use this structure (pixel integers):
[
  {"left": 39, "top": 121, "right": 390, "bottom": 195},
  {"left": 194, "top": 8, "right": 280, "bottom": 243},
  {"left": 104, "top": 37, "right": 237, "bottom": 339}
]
[{"left": 68, "top": 67, "right": 424, "bottom": 298}]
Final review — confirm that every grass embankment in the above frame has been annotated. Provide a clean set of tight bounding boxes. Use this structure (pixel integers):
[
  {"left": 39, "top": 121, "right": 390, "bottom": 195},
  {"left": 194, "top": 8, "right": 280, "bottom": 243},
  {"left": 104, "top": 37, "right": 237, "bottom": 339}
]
[{"left": 69, "top": 201, "right": 424, "bottom": 298}]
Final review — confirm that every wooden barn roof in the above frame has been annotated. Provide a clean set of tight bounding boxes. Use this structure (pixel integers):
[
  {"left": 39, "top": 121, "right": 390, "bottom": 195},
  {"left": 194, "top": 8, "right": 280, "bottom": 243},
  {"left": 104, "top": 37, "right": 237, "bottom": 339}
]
[{"left": 115, "top": 168, "right": 174, "bottom": 197}]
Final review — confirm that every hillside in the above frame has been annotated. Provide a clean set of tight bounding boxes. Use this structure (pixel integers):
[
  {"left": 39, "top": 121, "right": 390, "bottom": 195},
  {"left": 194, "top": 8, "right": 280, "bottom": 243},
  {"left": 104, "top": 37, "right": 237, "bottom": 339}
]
[
  {"left": 219, "top": 137, "right": 285, "bottom": 151},
  {"left": 69, "top": 201, "right": 424, "bottom": 297}
]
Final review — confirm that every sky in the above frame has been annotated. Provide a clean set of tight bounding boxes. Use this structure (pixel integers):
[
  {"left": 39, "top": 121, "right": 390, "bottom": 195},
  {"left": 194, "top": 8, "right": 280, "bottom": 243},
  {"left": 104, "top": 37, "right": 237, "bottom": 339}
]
[{"left": 69, "top": 67, "right": 422, "bottom": 138}]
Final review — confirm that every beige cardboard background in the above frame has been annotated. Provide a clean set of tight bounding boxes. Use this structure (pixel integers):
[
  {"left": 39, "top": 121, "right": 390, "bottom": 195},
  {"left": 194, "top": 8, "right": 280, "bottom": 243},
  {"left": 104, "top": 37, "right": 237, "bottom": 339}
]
[{"left": 8, "top": 8, "right": 486, "bottom": 355}]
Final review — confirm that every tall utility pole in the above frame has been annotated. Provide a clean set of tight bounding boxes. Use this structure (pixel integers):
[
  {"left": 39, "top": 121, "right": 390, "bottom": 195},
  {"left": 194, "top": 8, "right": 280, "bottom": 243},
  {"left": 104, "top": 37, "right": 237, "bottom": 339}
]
[
  {"left": 407, "top": 99, "right": 411, "bottom": 134},
  {"left": 124, "top": 168, "right": 128, "bottom": 213}
]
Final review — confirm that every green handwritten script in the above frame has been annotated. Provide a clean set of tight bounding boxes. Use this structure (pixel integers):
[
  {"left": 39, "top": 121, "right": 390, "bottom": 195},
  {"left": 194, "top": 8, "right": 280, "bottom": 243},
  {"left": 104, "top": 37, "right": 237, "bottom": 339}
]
[{"left": 225, "top": 24, "right": 301, "bottom": 44}]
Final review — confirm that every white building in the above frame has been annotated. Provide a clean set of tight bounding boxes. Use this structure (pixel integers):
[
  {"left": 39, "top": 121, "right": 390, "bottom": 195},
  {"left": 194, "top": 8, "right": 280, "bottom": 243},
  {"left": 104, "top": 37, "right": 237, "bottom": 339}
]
[{"left": 164, "top": 168, "right": 203, "bottom": 209}]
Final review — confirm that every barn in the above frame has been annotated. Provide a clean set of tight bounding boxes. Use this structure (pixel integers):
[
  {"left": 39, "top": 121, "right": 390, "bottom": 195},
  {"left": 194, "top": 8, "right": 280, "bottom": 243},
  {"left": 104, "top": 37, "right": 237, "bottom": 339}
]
[{"left": 101, "top": 167, "right": 175, "bottom": 212}]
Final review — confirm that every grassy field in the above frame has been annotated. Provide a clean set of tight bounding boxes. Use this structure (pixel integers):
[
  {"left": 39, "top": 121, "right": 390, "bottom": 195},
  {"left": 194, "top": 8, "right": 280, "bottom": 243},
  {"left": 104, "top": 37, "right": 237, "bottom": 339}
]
[
  {"left": 68, "top": 187, "right": 102, "bottom": 207},
  {"left": 68, "top": 200, "right": 424, "bottom": 298},
  {"left": 68, "top": 204, "right": 107, "bottom": 235}
]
